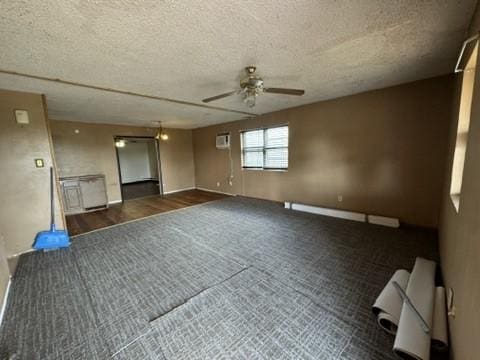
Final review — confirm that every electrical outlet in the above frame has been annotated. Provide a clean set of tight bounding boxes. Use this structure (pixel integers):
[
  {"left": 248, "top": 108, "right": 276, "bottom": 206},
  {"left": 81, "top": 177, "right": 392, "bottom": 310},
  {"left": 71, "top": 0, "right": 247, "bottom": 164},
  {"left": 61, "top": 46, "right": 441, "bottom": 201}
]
[
  {"left": 338, "top": 195, "right": 343, "bottom": 202},
  {"left": 216, "top": 182, "right": 220, "bottom": 187},
  {"left": 228, "top": 180, "right": 233, "bottom": 186}
]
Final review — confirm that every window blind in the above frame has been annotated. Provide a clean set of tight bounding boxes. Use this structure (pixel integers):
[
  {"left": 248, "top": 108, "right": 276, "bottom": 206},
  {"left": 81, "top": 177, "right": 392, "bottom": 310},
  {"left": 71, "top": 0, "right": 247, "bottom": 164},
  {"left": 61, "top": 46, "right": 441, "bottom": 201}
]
[{"left": 241, "top": 125, "right": 288, "bottom": 169}]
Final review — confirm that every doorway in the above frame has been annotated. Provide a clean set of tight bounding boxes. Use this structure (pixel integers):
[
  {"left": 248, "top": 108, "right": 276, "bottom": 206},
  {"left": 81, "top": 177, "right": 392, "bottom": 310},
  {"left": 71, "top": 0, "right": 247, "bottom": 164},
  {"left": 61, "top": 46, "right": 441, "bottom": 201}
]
[{"left": 115, "top": 136, "right": 162, "bottom": 201}]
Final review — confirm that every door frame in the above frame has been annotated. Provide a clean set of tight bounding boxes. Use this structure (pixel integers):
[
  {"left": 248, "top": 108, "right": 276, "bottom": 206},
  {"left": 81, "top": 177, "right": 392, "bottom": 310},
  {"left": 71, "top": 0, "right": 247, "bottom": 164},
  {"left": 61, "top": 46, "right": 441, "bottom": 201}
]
[{"left": 113, "top": 135, "right": 164, "bottom": 202}]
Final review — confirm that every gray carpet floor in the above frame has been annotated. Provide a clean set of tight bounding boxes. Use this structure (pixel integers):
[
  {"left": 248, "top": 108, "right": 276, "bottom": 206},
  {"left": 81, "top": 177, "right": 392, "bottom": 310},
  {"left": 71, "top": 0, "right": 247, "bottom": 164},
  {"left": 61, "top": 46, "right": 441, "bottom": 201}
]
[{"left": 0, "top": 196, "right": 438, "bottom": 359}]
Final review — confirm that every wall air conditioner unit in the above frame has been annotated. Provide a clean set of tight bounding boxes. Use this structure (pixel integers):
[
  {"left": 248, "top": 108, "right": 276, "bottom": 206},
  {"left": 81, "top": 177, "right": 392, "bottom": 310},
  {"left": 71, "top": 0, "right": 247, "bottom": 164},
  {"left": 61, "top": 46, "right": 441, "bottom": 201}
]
[{"left": 216, "top": 133, "right": 230, "bottom": 149}]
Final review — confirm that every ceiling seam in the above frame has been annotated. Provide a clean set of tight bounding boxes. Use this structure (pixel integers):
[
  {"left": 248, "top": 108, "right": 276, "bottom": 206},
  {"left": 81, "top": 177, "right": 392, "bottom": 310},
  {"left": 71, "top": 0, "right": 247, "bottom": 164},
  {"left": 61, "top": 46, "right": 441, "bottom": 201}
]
[{"left": 0, "top": 69, "right": 257, "bottom": 117}]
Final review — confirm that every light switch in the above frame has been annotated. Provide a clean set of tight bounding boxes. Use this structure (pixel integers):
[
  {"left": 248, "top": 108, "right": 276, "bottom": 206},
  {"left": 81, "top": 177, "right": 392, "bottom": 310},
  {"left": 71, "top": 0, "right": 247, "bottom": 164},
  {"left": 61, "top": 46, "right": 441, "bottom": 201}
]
[
  {"left": 35, "top": 159, "right": 44, "bottom": 168},
  {"left": 15, "top": 109, "right": 30, "bottom": 124}
]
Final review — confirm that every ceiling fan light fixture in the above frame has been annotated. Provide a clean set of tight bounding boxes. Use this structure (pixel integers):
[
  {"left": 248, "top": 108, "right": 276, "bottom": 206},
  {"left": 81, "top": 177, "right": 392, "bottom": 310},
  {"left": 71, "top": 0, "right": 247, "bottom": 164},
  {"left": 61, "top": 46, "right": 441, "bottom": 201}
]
[
  {"left": 202, "top": 66, "right": 305, "bottom": 107},
  {"left": 244, "top": 94, "right": 256, "bottom": 108}
]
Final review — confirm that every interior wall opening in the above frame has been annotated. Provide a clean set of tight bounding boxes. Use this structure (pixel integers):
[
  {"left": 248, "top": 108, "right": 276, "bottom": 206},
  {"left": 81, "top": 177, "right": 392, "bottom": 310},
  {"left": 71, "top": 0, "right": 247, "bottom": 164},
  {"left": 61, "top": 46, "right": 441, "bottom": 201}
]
[{"left": 115, "top": 136, "right": 162, "bottom": 201}]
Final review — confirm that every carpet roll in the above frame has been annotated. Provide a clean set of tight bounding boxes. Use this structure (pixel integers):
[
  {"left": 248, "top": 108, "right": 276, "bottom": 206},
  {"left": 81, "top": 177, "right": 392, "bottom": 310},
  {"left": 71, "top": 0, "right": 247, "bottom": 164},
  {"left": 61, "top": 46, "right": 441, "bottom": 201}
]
[
  {"left": 393, "top": 257, "right": 436, "bottom": 360},
  {"left": 431, "top": 286, "right": 448, "bottom": 352},
  {"left": 372, "top": 269, "right": 410, "bottom": 334}
]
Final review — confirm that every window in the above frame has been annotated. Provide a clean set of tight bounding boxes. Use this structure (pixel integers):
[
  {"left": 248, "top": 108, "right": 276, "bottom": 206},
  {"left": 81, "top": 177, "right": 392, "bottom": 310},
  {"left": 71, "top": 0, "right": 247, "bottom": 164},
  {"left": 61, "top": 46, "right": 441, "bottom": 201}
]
[
  {"left": 450, "top": 42, "right": 478, "bottom": 212},
  {"left": 241, "top": 125, "right": 288, "bottom": 170}
]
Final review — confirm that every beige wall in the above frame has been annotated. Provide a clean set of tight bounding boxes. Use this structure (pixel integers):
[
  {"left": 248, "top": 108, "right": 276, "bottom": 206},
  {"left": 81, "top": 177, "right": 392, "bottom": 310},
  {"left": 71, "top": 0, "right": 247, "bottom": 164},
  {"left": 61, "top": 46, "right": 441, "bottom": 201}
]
[
  {"left": 438, "top": 6, "right": 480, "bottom": 360},
  {"left": 194, "top": 76, "right": 453, "bottom": 227},
  {"left": 50, "top": 120, "right": 195, "bottom": 201},
  {"left": 159, "top": 128, "right": 195, "bottom": 193},
  {"left": 0, "top": 90, "right": 64, "bottom": 257}
]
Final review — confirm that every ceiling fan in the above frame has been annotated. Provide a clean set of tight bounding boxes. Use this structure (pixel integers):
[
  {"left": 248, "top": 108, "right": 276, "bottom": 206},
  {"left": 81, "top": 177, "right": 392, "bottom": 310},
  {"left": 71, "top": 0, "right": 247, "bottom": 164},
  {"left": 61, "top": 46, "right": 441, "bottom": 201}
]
[{"left": 202, "top": 66, "right": 305, "bottom": 107}]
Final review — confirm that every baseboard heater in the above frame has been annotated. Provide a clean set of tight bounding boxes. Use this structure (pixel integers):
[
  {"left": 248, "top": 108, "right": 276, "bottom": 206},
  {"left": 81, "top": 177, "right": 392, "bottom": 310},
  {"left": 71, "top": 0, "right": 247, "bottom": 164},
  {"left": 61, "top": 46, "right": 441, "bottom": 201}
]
[
  {"left": 367, "top": 215, "right": 400, "bottom": 228},
  {"left": 285, "top": 202, "right": 366, "bottom": 222},
  {"left": 285, "top": 202, "right": 399, "bottom": 227}
]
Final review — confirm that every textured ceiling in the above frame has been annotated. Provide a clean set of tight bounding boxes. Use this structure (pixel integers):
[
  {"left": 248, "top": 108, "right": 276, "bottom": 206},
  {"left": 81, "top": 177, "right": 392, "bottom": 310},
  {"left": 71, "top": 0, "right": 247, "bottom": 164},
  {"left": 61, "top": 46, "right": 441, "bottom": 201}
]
[{"left": 0, "top": 0, "right": 477, "bottom": 128}]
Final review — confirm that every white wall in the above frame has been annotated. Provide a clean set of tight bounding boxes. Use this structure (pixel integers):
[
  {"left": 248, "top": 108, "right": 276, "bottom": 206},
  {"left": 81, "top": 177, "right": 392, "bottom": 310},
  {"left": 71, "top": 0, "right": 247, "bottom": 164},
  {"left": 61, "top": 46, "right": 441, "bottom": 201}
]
[
  {"left": 118, "top": 141, "right": 157, "bottom": 184},
  {"left": 147, "top": 141, "right": 159, "bottom": 181}
]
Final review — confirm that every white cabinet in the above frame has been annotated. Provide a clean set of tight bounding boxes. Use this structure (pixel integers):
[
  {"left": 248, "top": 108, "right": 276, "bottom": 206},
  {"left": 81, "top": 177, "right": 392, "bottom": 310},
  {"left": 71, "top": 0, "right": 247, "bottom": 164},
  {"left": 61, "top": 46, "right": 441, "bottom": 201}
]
[
  {"left": 60, "top": 175, "right": 108, "bottom": 215},
  {"left": 62, "top": 180, "right": 83, "bottom": 213},
  {"left": 79, "top": 177, "right": 108, "bottom": 209}
]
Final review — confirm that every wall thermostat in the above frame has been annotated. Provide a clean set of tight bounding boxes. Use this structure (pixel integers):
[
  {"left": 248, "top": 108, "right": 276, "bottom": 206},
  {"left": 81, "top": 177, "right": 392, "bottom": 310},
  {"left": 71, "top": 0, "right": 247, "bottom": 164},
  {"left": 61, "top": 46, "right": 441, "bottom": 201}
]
[{"left": 15, "top": 109, "right": 30, "bottom": 124}]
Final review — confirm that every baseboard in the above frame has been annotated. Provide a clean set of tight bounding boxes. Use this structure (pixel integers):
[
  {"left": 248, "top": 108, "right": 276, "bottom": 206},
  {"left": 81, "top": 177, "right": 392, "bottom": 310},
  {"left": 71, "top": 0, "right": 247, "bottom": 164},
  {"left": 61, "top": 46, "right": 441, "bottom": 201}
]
[
  {"left": 367, "top": 214, "right": 400, "bottom": 228},
  {"left": 196, "top": 187, "right": 237, "bottom": 196},
  {"left": 163, "top": 187, "right": 196, "bottom": 195},
  {"left": 0, "top": 277, "right": 12, "bottom": 327},
  {"left": 108, "top": 199, "right": 122, "bottom": 205},
  {"left": 288, "top": 202, "right": 367, "bottom": 222}
]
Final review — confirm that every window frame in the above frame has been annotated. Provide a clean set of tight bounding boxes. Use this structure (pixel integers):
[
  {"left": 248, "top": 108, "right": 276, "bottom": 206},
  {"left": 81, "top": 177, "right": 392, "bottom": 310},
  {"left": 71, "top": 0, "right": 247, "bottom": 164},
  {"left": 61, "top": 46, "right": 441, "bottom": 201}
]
[
  {"left": 240, "top": 125, "right": 289, "bottom": 171},
  {"left": 449, "top": 41, "right": 478, "bottom": 213}
]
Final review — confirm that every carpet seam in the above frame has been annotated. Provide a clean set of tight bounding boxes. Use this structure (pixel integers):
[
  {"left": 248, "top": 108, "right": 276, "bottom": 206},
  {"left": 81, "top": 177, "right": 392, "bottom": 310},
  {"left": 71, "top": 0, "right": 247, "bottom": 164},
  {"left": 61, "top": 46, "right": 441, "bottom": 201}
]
[
  {"left": 109, "top": 328, "right": 154, "bottom": 358},
  {"left": 112, "top": 266, "right": 252, "bottom": 357},
  {"left": 70, "top": 251, "right": 105, "bottom": 341},
  {"left": 254, "top": 266, "right": 344, "bottom": 319},
  {"left": 169, "top": 225, "right": 248, "bottom": 269},
  {"left": 253, "top": 266, "right": 356, "bottom": 356},
  {"left": 148, "top": 266, "right": 251, "bottom": 324}
]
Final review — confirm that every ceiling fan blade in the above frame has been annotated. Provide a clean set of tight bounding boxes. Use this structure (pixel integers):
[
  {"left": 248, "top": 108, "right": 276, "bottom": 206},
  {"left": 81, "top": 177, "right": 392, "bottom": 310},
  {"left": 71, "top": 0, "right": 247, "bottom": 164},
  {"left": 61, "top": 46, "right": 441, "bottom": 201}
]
[
  {"left": 264, "top": 88, "right": 305, "bottom": 96},
  {"left": 202, "top": 90, "right": 238, "bottom": 103}
]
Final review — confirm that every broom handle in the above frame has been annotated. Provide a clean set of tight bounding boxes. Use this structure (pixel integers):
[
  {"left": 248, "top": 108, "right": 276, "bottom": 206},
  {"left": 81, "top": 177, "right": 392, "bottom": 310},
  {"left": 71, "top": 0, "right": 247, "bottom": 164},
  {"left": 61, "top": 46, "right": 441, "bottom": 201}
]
[{"left": 50, "top": 166, "right": 55, "bottom": 227}]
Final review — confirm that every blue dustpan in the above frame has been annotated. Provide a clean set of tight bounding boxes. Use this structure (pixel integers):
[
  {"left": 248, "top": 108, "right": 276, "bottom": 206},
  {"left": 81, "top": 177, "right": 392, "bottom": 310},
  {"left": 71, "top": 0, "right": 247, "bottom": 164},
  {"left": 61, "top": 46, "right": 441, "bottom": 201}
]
[
  {"left": 33, "top": 224, "right": 70, "bottom": 250},
  {"left": 33, "top": 167, "right": 70, "bottom": 250}
]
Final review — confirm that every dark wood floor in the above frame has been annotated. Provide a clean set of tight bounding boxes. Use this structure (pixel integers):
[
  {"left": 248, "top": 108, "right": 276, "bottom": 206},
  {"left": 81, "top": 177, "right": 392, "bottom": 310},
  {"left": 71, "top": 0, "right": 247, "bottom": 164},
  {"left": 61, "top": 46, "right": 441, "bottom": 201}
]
[
  {"left": 66, "top": 189, "right": 228, "bottom": 236},
  {"left": 122, "top": 180, "right": 160, "bottom": 200}
]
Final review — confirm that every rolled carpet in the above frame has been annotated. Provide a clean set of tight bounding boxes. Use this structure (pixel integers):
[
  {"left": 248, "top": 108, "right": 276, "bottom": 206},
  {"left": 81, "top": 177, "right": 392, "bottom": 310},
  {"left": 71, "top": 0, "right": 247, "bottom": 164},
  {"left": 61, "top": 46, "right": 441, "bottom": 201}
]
[
  {"left": 393, "top": 257, "right": 436, "bottom": 360},
  {"left": 431, "top": 286, "right": 448, "bottom": 352},
  {"left": 372, "top": 269, "right": 411, "bottom": 335}
]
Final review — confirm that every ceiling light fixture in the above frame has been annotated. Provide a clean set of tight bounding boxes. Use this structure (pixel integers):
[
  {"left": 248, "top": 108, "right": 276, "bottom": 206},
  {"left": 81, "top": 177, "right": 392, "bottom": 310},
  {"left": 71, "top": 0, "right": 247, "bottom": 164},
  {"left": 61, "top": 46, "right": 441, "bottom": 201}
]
[
  {"left": 155, "top": 121, "right": 169, "bottom": 141},
  {"left": 160, "top": 132, "right": 169, "bottom": 141},
  {"left": 115, "top": 139, "right": 126, "bottom": 148}
]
